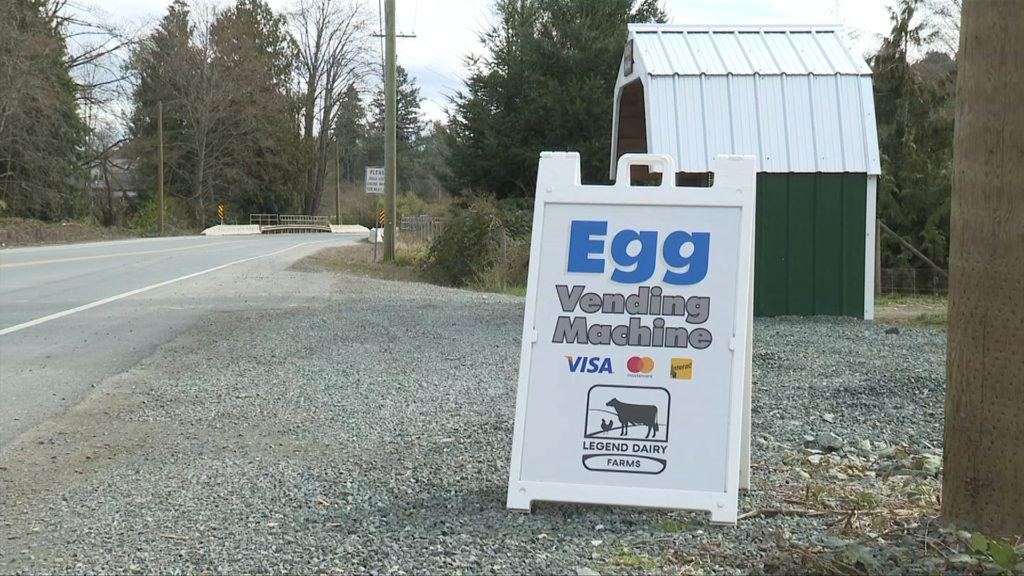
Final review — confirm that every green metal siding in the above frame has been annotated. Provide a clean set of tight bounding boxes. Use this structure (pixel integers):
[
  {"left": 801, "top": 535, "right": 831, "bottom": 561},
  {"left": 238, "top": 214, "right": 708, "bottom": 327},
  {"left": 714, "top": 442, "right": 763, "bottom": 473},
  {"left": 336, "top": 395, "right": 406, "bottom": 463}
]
[{"left": 754, "top": 173, "right": 866, "bottom": 317}]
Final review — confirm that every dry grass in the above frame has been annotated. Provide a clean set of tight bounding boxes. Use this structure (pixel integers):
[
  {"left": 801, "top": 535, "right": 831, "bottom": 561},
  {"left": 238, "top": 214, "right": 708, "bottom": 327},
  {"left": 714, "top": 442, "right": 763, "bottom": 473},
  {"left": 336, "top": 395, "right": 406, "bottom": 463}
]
[
  {"left": 0, "top": 217, "right": 141, "bottom": 247},
  {"left": 292, "top": 239, "right": 430, "bottom": 284},
  {"left": 874, "top": 294, "right": 947, "bottom": 330}
]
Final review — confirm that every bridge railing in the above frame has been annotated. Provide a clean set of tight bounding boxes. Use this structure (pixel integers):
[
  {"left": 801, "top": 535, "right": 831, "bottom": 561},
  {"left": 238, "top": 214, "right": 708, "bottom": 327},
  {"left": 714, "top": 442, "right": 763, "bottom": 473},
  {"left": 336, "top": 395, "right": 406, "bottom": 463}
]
[
  {"left": 278, "top": 214, "right": 331, "bottom": 227},
  {"left": 250, "top": 214, "right": 279, "bottom": 226},
  {"left": 249, "top": 214, "right": 331, "bottom": 229}
]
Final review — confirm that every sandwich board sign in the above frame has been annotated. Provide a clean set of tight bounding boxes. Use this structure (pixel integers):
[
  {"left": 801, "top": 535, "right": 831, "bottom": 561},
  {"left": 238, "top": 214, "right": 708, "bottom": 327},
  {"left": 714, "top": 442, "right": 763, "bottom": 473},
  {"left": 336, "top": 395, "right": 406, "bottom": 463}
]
[
  {"left": 506, "top": 152, "right": 755, "bottom": 524},
  {"left": 365, "top": 166, "right": 385, "bottom": 194}
]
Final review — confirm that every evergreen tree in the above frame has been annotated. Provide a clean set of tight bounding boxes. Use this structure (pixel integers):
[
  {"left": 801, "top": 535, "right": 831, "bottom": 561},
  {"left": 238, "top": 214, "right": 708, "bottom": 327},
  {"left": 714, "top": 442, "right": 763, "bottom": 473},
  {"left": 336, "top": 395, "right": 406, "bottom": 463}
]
[
  {"left": 0, "top": 0, "right": 87, "bottom": 220},
  {"left": 334, "top": 84, "right": 367, "bottom": 184},
  {"left": 368, "top": 65, "right": 425, "bottom": 193},
  {"left": 211, "top": 0, "right": 303, "bottom": 216},
  {"left": 129, "top": 0, "right": 304, "bottom": 226},
  {"left": 444, "top": 0, "right": 666, "bottom": 199},
  {"left": 128, "top": 0, "right": 206, "bottom": 224},
  {"left": 871, "top": 0, "right": 955, "bottom": 268}
]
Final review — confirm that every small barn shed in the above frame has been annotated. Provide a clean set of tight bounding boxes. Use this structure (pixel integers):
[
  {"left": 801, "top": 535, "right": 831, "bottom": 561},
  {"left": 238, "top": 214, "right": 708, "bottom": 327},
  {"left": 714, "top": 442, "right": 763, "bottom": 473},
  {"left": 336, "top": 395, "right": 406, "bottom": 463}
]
[{"left": 611, "top": 24, "right": 880, "bottom": 319}]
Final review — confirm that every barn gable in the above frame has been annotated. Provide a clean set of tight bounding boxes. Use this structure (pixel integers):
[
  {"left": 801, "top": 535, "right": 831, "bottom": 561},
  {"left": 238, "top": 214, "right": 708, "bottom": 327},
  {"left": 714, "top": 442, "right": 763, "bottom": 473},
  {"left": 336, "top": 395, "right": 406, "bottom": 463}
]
[
  {"left": 612, "top": 24, "right": 881, "bottom": 177},
  {"left": 611, "top": 24, "right": 882, "bottom": 320}
]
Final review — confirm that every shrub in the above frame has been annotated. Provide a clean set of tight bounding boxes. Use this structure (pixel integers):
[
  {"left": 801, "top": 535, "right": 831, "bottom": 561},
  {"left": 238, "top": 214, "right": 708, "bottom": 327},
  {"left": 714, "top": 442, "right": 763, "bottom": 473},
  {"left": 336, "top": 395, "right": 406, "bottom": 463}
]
[
  {"left": 426, "top": 196, "right": 502, "bottom": 286},
  {"left": 397, "top": 190, "right": 448, "bottom": 219},
  {"left": 127, "top": 196, "right": 191, "bottom": 234},
  {"left": 469, "top": 235, "right": 531, "bottom": 293},
  {"left": 425, "top": 195, "right": 536, "bottom": 290},
  {"left": 395, "top": 244, "right": 429, "bottom": 268}
]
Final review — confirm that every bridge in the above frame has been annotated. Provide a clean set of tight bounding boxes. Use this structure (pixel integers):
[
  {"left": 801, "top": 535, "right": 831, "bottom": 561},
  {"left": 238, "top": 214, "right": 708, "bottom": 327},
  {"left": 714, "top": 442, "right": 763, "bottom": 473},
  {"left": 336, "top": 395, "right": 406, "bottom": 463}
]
[
  {"left": 250, "top": 214, "right": 332, "bottom": 233},
  {"left": 201, "top": 215, "right": 369, "bottom": 237}
]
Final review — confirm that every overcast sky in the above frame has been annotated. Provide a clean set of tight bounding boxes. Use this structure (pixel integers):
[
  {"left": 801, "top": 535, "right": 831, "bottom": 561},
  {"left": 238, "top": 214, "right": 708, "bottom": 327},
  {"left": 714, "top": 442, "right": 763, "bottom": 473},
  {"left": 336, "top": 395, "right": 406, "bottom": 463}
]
[{"left": 88, "top": 0, "right": 894, "bottom": 121}]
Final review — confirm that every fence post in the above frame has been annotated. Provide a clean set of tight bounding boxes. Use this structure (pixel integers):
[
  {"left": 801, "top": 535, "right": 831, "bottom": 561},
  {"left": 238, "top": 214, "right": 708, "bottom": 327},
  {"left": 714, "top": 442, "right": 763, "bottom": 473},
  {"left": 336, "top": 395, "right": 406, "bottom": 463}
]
[
  {"left": 500, "top": 227, "right": 508, "bottom": 291},
  {"left": 875, "top": 220, "right": 882, "bottom": 296}
]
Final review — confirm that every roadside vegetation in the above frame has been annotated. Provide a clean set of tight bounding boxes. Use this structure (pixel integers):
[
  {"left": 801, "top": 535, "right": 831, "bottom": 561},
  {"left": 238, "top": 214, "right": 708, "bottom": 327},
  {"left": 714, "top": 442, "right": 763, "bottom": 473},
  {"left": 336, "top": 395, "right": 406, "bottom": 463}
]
[
  {"left": 294, "top": 241, "right": 428, "bottom": 285},
  {"left": 299, "top": 196, "right": 531, "bottom": 296},
  {"left": 0, "top": 217, "right": 137, "bottom": 247}
]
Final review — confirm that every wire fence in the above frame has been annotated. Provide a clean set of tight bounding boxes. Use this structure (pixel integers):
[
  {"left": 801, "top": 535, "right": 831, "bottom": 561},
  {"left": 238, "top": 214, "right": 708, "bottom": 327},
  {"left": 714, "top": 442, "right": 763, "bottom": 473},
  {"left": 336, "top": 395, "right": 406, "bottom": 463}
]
[
  {"left": 879, "top": 268, "right": 948, "bottom": 295},
  {"left": 399, "top": 215, "right": 446, "bottom": 242}
]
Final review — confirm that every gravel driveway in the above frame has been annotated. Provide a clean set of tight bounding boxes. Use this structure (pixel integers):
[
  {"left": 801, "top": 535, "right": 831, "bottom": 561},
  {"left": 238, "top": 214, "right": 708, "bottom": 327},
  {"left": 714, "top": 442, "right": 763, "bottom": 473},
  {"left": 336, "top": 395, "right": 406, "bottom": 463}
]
[{"left": 0, "top": 256, "right": 950, "bottom": 574}]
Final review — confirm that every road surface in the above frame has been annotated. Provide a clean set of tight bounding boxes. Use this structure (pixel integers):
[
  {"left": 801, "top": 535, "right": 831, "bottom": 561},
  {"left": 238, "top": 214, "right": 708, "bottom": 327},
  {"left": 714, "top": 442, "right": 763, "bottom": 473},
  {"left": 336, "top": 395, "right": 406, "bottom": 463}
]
[{"left": 0, "top": 233, "right": 360, "bottom": 446}]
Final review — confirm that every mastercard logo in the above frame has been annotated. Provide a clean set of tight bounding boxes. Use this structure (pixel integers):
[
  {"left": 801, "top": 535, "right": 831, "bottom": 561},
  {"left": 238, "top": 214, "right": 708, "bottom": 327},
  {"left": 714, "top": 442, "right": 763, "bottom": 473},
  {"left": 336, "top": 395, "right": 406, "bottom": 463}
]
[{"left": 626, "top": 356, "right": 654, "bottom": 374}]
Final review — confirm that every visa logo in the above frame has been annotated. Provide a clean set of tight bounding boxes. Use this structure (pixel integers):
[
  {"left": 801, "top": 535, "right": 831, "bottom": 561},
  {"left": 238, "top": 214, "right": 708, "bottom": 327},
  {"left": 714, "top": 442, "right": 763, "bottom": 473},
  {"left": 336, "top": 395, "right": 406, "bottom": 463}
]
[{"left": 566, "top": 356, "right": 613, "bottom": 374}]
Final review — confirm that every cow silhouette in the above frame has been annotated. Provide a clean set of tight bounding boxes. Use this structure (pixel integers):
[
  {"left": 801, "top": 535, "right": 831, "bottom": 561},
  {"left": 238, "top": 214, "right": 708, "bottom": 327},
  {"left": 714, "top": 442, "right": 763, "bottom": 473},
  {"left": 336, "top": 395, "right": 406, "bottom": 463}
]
[{"left": 606, "top": 398, "right": 659, "bottom": 438}]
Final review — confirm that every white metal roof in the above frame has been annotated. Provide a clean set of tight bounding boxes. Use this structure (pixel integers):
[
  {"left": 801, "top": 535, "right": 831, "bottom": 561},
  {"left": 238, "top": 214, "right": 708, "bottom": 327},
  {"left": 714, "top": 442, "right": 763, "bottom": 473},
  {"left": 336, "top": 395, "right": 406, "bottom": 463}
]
[
  {"left": 614, "top": 24, "right": 881, "bottom": 175},
  {"left": 628, "top": 24, "right": 872, "bottom": 76}
]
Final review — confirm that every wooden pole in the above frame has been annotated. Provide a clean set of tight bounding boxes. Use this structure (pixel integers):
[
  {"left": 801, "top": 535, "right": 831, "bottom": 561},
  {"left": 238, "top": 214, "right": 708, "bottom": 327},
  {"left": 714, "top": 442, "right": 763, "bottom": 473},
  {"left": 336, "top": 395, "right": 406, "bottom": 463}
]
[
  {"left": 335, "top": 140, "right": 342, "bottom": 225},
  {"left": 943, "top": 0, "right": 1024, "bottom": 536},
  {"left": 875, "top": 219, "right": 881, "bottom": 296},
  {"left": 878, "top": 221, "right": 947, "bottom": 279},
  {"left": 383, "top": 0, "right": 396, "bottom": 261},
  {"left": 157, "top": 101, "right": 165, "bottom": 234}
]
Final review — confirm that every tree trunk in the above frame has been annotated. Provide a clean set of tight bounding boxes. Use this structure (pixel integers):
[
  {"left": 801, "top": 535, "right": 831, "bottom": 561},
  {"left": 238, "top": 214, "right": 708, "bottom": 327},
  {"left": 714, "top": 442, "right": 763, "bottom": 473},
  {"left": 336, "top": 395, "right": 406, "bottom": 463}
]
[
  {"left": 943, "top": 0, "right": 1024, "bottom": 536},
  {"left": 195, "top": 143, "right": 207, "bottom": 228},
  {"left": 102, "top": 162, "right": 114, "bottom": 227}
]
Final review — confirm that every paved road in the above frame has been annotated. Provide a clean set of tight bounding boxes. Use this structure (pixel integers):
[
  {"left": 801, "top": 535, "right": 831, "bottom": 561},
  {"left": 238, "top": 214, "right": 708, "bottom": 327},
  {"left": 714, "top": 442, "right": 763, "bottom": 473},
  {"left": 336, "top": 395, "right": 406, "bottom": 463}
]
[{"left": 0, "top": 233, "right": 360, "bottom": 446}]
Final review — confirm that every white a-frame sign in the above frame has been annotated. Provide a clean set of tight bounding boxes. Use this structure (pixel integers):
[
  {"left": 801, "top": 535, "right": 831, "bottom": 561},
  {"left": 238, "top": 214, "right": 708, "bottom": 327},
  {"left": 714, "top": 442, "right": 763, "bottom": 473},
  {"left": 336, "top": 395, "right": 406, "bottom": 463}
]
[{"left": 506, "top": 152, "right": 756, "bottom": 524}]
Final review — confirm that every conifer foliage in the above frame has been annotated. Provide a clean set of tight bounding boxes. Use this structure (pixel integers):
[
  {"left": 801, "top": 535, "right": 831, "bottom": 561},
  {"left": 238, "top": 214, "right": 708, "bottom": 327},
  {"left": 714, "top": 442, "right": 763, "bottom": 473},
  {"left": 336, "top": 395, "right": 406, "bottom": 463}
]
[
  {"left": 444, "top": 0, "right": 666, "bottom": 198},
  {"left": 0, "top": 0, "right": 87, "bottom": 220}
]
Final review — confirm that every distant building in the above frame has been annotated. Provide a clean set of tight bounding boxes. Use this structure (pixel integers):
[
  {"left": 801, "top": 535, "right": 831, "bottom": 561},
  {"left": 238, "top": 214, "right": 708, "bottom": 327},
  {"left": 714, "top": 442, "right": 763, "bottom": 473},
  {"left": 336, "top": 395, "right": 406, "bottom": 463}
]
[{"left": 90, "top": 143, "right": 142, "bottom": 202}]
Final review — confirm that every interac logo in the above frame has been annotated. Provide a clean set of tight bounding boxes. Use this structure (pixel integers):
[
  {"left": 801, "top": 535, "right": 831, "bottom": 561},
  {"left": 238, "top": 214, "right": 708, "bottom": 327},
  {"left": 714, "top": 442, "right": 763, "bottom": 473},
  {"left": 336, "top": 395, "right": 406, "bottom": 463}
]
[{"left": 670, "top": 358, "right": 693, "bottom": 380}]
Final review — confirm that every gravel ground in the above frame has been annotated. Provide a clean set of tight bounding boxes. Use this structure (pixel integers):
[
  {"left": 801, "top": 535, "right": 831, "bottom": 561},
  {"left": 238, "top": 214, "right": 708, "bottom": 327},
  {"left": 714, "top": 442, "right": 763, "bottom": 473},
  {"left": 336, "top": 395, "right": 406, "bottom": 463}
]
[{"left": 0, "top": 257, "right": 961, "bottom": 575}]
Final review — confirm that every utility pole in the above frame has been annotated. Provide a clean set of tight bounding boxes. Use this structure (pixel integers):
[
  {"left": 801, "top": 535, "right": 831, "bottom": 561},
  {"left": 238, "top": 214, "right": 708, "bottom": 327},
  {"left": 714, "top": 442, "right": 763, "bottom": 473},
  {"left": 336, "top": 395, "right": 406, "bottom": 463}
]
[
  {"left": 157, "top": 101, "right": 165, "bottom": 235},
  {"left": 335, "top": 139, "right": 342, "bottom": 225},
  {"left": 383, "top": 0, "right": 397, "bottom": 261},
  {"left": 943, "top": 0, "right": 1024, "bottom": 536}
]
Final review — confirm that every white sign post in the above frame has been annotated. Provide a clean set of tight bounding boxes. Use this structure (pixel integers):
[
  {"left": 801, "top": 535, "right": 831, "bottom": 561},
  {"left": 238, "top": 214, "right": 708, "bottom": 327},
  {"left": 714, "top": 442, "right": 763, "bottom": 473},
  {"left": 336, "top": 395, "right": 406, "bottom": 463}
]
[
  {"left": 506, "top": 152, "right": 756, "bottom": 524},
  {"left": 365, "top": 166, "right": 385, "bottom": 195}
]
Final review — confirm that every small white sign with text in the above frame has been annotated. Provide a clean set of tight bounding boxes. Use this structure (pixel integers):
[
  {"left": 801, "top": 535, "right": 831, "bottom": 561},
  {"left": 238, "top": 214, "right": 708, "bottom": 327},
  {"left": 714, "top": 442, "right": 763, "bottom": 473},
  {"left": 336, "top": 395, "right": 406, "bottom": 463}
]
[{"left": 365, "top": 166, "right": 385, "bottom": 194}]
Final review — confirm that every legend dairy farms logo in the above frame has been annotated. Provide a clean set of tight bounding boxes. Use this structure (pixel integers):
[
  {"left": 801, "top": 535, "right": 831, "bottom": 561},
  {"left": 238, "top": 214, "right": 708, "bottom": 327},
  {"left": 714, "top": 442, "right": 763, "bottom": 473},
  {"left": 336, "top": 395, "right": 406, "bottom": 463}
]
[
  {"left": 582, "top": 385, "right": 671, "bottom": 474},
  {"left": 626, "top": 356, "right": 654, "bottom": 378},
  {"left": 566, "top": 356, "right": 613, "bottom": 374}
]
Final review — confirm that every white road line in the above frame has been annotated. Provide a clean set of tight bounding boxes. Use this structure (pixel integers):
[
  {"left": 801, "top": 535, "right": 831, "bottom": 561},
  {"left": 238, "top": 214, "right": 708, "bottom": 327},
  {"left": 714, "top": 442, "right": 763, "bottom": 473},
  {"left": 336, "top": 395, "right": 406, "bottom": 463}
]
[{"left": 0, "top": 240, "right": 330, "bottom": 337}]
